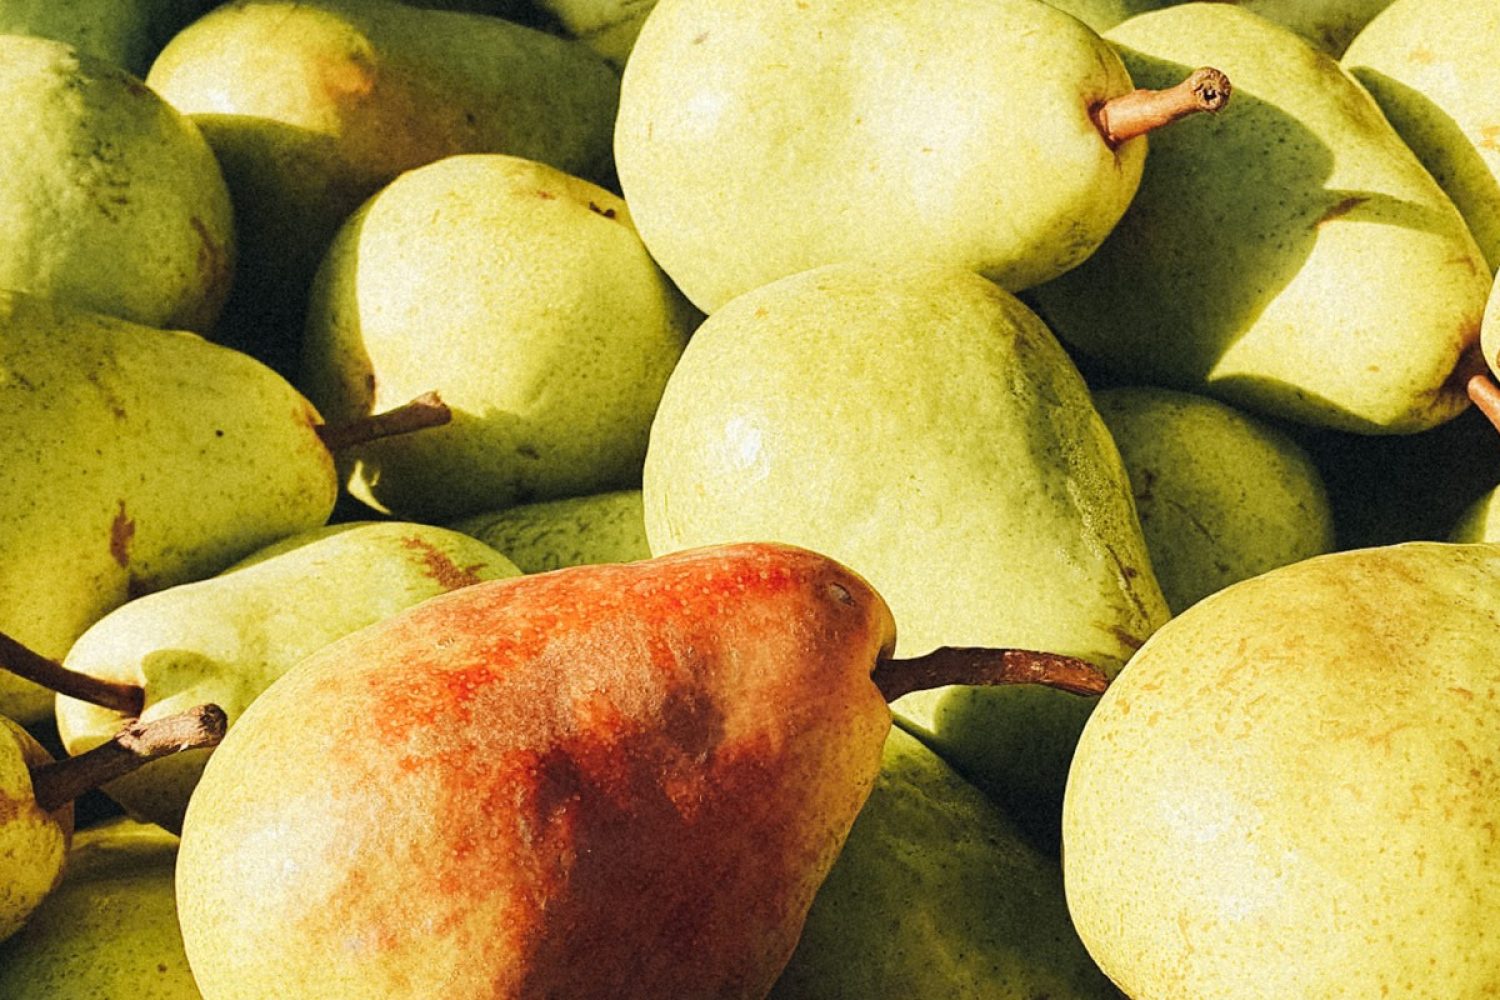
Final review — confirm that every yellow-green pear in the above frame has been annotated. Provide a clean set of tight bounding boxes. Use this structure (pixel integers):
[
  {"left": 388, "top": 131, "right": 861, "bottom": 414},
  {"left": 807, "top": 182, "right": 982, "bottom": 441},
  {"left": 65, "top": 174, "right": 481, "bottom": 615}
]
[
  {"left": 145, "top": 0, "right": 620, "bottom": 373},
  {"left": 770, "top": 727, "right": 1119, "bottom": 999},
  {"left": 0, "top": 1, "right": 218, "bottom": 75},
  {"left": 0, "top": 717, "right": 69, "bottom": 944},
  {"left": 615, "top": 0, "right": 1230, "bottom": 313},
  {"left": 529, "top": 0, "right": 656, "bottom": 68},
  {"left": 301, "top": 154, "right": 695, "bottom": 523},
  {"left": 1064, "top": 542, "right": 1500, "bottom": 998},
  {"left": 0, "top": 34, "right": 233, "bottom": 333},
  {"left": 450, "top": 490, "right": 649, "bottom": 573},
  {"left": 1045, "top": 2, "right": 1393, "bottom": 52},
  {"left": 1343, "top": 0, "right": 1500, "bottom": 271},
  {"left": 0, "top": 292, "right": 338, "bottom": 723},
  {"left": 0, "top": 819, "right": 200, "bottom": 998},
  {"left": 55, "top": 522, "right": 521, "bottom": 832},
  {"left": 1028, "top": 3, "right": 1491, "bottom": 434},
  {"left": 1094, "top": 387, "right": 1335, "bottom": 612},
  {"left": 644, "top": 261, "right": 1170, "bottom": 849},
  {"left": 1449, "top": 489, "right": 1500, "bottom": 542}
]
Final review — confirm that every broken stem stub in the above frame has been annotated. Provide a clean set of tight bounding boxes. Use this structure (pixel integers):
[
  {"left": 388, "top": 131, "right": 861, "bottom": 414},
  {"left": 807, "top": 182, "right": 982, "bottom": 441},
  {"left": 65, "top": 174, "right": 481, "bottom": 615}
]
[
  {"left": 316, "top": 390, "right": 452, "bottom": 453},
  {"left": 1092, "top": 66, "right": 1232, "bottom": 148},
  {"left": 872, "top": 646, "right": 1111, "bottom": 703},
  {"left": 29, "top": 705, "right": 228, "bottom": 813},
  {"left": 1468, "top": 372, "right": 1500, "bottom": 436},
  {"left": 0, "top": 630, "right": 143, "bottom": 716}
]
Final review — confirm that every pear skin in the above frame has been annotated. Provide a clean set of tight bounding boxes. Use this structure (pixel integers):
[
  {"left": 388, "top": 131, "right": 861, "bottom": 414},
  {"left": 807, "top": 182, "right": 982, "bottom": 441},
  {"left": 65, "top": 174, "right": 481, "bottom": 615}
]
[
  {"left": 0, "top": 35, "right": 234, "bottom": 333},
  {"left": 450, "top": 490, "right": 650, "bottom": 573},
  {"left": 1064, "top": 542, "right": 1500, "bottom": 998},
  {"left": 1028, "top": 3, "right": 1491, "bottom": 433},
  {"left": 0, "top": 717, "right": 70, "bottom": 944},
  {"left": 0, "top": 291, "right": 336, "bottom": 723},
  {"left": 177, "top": 543, "right": 897, "bottom": 998},
  {"left": 55, "top": 522, "right": 521, "bottom": 832}
]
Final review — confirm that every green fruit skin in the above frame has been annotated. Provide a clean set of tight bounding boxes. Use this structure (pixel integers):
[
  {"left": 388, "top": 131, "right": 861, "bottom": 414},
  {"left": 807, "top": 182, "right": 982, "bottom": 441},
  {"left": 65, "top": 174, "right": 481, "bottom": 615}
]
[
  {"left": 145, "top": 0, "right": 620, "bottom": 372},
  {"left": 1063, "top": 542, "right": 1500, "bottom": 999},
  {"left": 643, "top": 262, "right": 1169, "bottom": 848},
  {"left": 0, "top": 35, "right": 234, "bottom": 334},
  {"left": 1095, "top": 387, "right": 1335, "bottom": 613},
  {"left": 0, "top": 819, "right": 200, "bottom": 999},
  {"left": 615, "top": 0, "right": 1145, "bottom": 313},
  {"left": 0, "top": 718, "right": 69, "bottom": 944},
  {"left": 0, "top": 0, "right": 219, "bottom": 76},
  {"left": 1029, "top": 3, "right": 1491, "bottom": 434},
  {"left": 0, "top": 291, "right": 336, "bottom": 724},
  {"left": 530, "top": 0, "right": 657, "bottom": 68},
  {"left": 770, "top": 727, "right": 1119, "bottom": 999},
  {"left": 450, "top": 490, "right": 650, "bottom": 573},
  {"left": 1343, "top": 0, "right": 1500, "bottom": 272},
  {"left": 54, "top": 522, "right": 520, "bottom": 833},
  {"left": 301, "top": 154, "right": 695, "bottom": 523},
  {"left": 1044, "top": 0, "right": 1394, "bottom": 53}
]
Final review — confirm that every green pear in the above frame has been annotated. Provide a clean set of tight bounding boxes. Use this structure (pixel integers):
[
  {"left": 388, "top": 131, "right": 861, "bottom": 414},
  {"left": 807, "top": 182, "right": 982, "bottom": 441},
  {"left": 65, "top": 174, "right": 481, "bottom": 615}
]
[
  {"left": 0, "top": 819, "right": 200, "bottom": 998},
  {"left": 1343, "top": 0, "right": 1500, "bottom": 271},
  {"left": 300, "top": 154, "right": 695, "bottom": 523},
  {"left": 54, "top": 521, "right": 521, "bottom": 832},
  {"left": 0, "top": 0, "right": 217, "bottom": 76},
  {"left": 1064, "top": 542, "right": 1500, "bottom": 998},
  {"left": 770, "top": 726, "right": 1119, "bottom": 999},
  {"left": 450, "top": 490, "right": 650, "bottom": 573},
  {"left": 0, "top": 291, "right": 338, "bottom": 723},
  {"left": 643, "top": 262, "right": 1170, "bottom": 849},
  {"left": 0, "top": 35, "right": 233, "bottom": 334},
  {"left": 0, "top": 717, "right": 69, "bottom": 944},
  {"left": 529, "top": 0, "right": 657, "bottom": 68},
  {"left": 1449, "top": 489, "right": 1500, "bottom": 542},
  {"left": 615, "top": 0, "right": 1230, "bottom": 313},
  {"left": 1044, "top": 1, "right": 1393, "bottom": 52},
  {"left": 1028, "top": 3, "right": 1491, "bottom": 434},
  {"left": 1094, "top": 387, "right": 1335, "bottom": 612},
  {"left": 145, "top": 0, "right": 620, "bottom": 374}
]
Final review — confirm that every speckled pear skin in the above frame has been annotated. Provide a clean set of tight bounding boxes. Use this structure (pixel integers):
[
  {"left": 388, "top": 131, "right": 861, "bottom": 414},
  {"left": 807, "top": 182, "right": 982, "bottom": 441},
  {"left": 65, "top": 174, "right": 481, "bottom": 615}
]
[
  {"left": 1343, "top": 0, "right": 1500, "bottom": 272},
  {"left": 643, "top": 262, "right": 1170, "bottom": 851},
  {"left": 177, "top": 542, "right": 895, "bottom": 1000},
  {"left": 450, "top": 490, "right": 650, "bottom": 573},
  {"left": 0, "top": 717, "right": 71, "bottom": 944},
  {"left": 0, "top": 819, "right": 200, "bottom": 999},
  {"left": 0, "top": 0, "right": 219, "bottom": 77},
  {"left": 1028, "top": 3, "right": 1491, "bottom": 434},
  {"left": 0, "top": 35, "right": 233, "bottom": 334},
  {"left": 770, "top": 726, "right": 1121, "bottom": 999},
  {"left": 146, "top": 0, "right": 620, "bottom": 373},
  {"left": 300, "top": 154, "right": 694, "bottom": 523},
  {"left": 1063, "top": 542, "right": 1500, "bottom": 999},
  {"left": 1094, "top": 387, "right": 1335, "bottom": 613},
  {"left": 55, "top": 522, "right": 520, "bottom": 833},
  {"left": 1042, "top": 0, "right": 1393, "bottom": 51},
  {"left": 615, "top": 0, "right": 1145, "bottom": 313},
  {"left": 0, "top": 291, "right": 336, "bottom": 724}
]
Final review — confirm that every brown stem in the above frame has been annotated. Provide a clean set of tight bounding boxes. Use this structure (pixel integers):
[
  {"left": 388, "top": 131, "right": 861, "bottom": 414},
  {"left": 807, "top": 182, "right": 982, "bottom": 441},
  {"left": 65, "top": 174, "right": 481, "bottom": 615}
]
[
  {"left": 29, "top": 705, "right": 228, "bottom": 813},
  {"left": 1468, "top": 373, "right": 1500, "bottom": 436},
  {"left": 872, "top": 646, "right": 1111, "bottom": 703},
  {"left": 315, "top": 391, "right": 452, "bottom": 453},
  {"left": 1092, "top": 67, "right": 1232, "bottom": 148},
  {"left": 0, "top": 630, "right": 143, "bottom": 716}
]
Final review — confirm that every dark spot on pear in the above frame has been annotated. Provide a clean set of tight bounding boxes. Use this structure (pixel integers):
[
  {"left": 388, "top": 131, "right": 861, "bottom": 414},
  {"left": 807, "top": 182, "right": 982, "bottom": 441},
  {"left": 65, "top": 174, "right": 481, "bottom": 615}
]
[
  {"left": 824, "top": 582, "right": 855, "bottom": 606},
  {"left": 517, "top": 444, "right": 541, "bottom": 460},
  {"left": 400, "top": 537, "right": 486, "bottom": 591},
  {"left": 692, "top": 31, "right": 708, "bottom": 44},
  {"left": 109, "top": 501, "right": 134, "bottom": 569},
  {"left": 587, "top": 201, "right": 617, "bottom": 219},
  {"left": 537, "top": 190, "right": 557, "bottom": 200},
  {"left": 1314, "top": 195, "right": 1369, "bottom": 228}
]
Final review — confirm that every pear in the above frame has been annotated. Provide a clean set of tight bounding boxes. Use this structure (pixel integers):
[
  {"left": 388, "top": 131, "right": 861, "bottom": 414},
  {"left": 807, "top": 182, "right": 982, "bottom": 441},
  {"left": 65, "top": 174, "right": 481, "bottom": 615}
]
[
  {"left": 0, "top": 819, "right": 200, "bottom": 998},
  {"left": 145, "top": 0, "right": 620, "bottom": 373},
  {"left": 529, "top": 0, "right": 657, "bottom": 68},
  {"left": 1043, "top": 1, "right": 1393, "bottom": 52},
  {"left": 1449, "top": 489, "right": 1500, "bottom": 542},
  {"left": 0, "top": 291, "right": 447, "bottom": 724},
  {"left": 52, "top": 521, "right": 521, "bottom": 833},
  {"left": 300, "top": 154, "right": 695, "bottom": 523},
  {"left": 1028, "top": 3, "right": 1491, "bottom": 434},
  {"left": 614, "top": 0, "right": 1229, "bottom": 313},
  {"left": 0, "top": 0, "right": 216, "bottom": 76},
  {"left": 174, "top": 542, "right": 1106, "bottom": 999},
  {"left": 770, "top": 726, "right": 1119, "bottom": 999},
  {"left": 0, "top": 707, "right": 223, "bottom": 944},
  {"left": 643, "top": 262, "right": 1170, "bottom": 850},
  {"left": 1094, "top": 387, "right": 1335, "bottom": 612},
  {"left": 1343, "top": 0, "right": 1500, "bottom": 271},
  {"left": 450, "top": 490, "right": 650, "bottom": 573},
  {"left": 1063, "top": 542, "right": 1500, "bottom": 998},
  {"left": 0, "top": 34, "right": 233, "bottom": 333}
]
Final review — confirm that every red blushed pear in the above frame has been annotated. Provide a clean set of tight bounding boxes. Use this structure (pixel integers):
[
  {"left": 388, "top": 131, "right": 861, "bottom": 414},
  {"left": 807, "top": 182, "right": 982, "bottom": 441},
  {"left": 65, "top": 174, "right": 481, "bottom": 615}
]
[{"left": 175, "top": 542, "right": 1106, "bottom": 1000}]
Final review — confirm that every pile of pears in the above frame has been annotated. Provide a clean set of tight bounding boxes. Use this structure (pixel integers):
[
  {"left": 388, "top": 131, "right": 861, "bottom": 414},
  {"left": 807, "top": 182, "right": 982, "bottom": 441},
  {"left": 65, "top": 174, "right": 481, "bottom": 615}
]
[{"left": 3, "top": 0, "right": 1500, "bottom": 997}]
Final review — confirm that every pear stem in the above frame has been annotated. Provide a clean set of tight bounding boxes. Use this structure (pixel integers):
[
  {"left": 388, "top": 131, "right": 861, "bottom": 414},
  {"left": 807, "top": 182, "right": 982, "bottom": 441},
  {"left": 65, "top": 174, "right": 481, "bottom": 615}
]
[
  {"left": 872, "top": 646, "right": 1111, "bottom": 703},
  {"left": 29, "top": 705, "right": 228, "bottom": 813},
  {"left": 1468, "top": 373, "right": 1500, "bottom": 436},
  {"left": 1092, "top": 67, "right": 1232, "bottom": 148},
  {"left": 316, "top": 391, "right": 452, "bottom": 453},
  {"left": 0, "top": 630, "right": 144, "bottom": 716}
]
